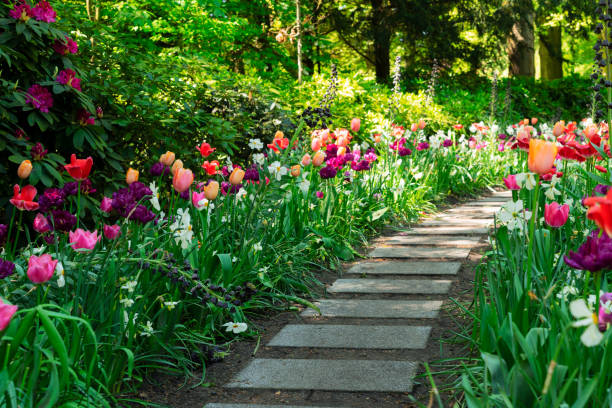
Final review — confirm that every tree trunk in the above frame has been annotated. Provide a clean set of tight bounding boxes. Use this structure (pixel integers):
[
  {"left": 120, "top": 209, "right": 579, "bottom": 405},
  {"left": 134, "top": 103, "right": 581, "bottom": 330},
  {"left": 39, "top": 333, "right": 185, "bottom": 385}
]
[
  {"left": 539, "top": 26, "right": 562, "bottom": 80},
  {"left": 371, "top": 0, "right": 391, "bottom": 84},
  {"left": 507, "top": 0, "right": 535, "bottom": 77}
]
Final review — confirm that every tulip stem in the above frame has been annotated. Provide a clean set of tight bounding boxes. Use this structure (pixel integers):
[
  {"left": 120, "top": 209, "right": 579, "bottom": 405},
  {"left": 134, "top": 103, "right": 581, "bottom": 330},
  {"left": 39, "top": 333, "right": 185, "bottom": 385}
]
[
  {"left": 525, "top": 174, "right": 540, "bottom": 325},
  {"left": 11, "top": 211, "right": 23, "bottom": 259},
  {"left": 594, "top": 271, "right": 601, "bottom": 318},
  {"left": 76, "top": 180, "right": 81, "bottom": 229},
  {"left": 6, "top": 206, "right": 17, "bottom": 259}
]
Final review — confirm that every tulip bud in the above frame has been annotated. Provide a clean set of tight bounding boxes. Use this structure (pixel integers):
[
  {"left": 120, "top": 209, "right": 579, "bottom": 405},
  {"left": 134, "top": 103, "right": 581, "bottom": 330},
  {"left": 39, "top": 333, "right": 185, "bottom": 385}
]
[
  {"left": 350, "top": 118, "right": 361, "bottom": 133},
  {"left": 301, "top": 153, "right": 311, "bottom": 166},
  {"left": 312, "top": 150, "right": 325, "bottom": 167},
  {"left": 159, "top": 151, "right": 176, "bottom": 167},
  {"left": 290, "top": 165, "right": 301, "bottom": 177},
  {"left": 17, "top": 160, "right": 32, "bottom": 179},
  {"left": 204, "top": 180, "right": 219, "bottom": 200},
  {"left": 171, "top": 159, "right": 183, "bottom": 175},
  {"left": 229, "top": 168, "right": 245, "bottom": 185},
  {"left": 418, "top": 119, "right": 426, "bottom": 130},
  {"left": 126, "top": 168, "right": 139, "bottom": 185},
  {"left": 410, "top": 123, "right": 418, "bottom": 132}
]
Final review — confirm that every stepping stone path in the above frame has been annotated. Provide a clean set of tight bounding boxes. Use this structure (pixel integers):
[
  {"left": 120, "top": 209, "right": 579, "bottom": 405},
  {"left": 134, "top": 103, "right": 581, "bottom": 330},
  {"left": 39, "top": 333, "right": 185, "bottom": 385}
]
[{"left": 205, "top": 191, "right": 510, "bottom": 408}]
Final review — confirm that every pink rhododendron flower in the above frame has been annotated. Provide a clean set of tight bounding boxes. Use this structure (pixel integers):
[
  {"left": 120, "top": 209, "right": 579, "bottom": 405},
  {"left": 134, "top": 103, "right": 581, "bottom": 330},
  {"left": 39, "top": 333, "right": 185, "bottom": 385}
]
[
  {"left": 77, "top": 109, "right": 95, "bottom": 126},
  {"left": 0, "top": 299, "right": 18, "bottom": 331},
  {"left": 27, "top": 254, "right": 58, "bottom": 283},
  {"left": 56, "top": 69, "right": 81, "bottom": 91},
  {"left": 32, "top": 0, "right": 56, "bottom": 22},
  {"left": 25, "top": 85, "right": 53, "bottom": 113},
  {"left": 103, "top": 224, "right": 121, "bottom": 240},
  {"left": 69, "top": 228, "right": 100, "bottom": 251},
  {"left": 33, "top": 213, "right": 51, "bottom": 233},
  {"left": 52, "top": 36, "right": 78, "bottom": 55},
  {"left": 503, "top": 175, "right": 521, "bottom": 190},
  {"left": 9, "top": 2, "right": 34, "bottom": 21},
  {"left": 544, "top": 202, "right": 569, "bottom": 228}
]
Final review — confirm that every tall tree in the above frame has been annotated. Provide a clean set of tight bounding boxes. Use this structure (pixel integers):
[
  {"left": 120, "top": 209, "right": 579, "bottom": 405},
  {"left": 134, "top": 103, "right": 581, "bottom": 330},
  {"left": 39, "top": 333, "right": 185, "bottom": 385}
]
[{"left": 507, "top": 0, "right": 536, "bottom": 77}]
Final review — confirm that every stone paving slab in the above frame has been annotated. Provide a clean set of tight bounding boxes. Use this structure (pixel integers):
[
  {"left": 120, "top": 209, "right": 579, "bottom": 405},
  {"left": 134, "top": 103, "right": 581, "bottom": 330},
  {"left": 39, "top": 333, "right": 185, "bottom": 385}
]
[
  {"left": 347, "top": 261, "right": 460, "bottom": 275},
  {"left": 488, "top": 191, "right": 512, "bottom": 197},
  {"left": 445, "top": 206, "right": 499, "bottom": 214},
  {"left": 226, "top": 359, "right": 417, "bottom": 392},
  {"left": 378, "top": 235, "right": 481, "bottom": 247},
  {"left": 268, "top": 324, "right": 431, "bottom": 349},
  {"left": 301, "top": 299, "right": 443, "bottom": 318},
  {"left": 419, "top": 218, "right": 492, "bottom": 227},
  {"left": 369, "top": 246, "right": 470, "bottom": 259},
  {"left": 328, "top": 279, "right": 452, "bottom": 294},
  {"left": 463, "top": 201, "right": 507, "bottom": 206},
  {"left": 206, "top": 405, "right": 344, "bottom": 408},
  {"left": 401, "top": 226, "right": 489, "bottom": 235}
]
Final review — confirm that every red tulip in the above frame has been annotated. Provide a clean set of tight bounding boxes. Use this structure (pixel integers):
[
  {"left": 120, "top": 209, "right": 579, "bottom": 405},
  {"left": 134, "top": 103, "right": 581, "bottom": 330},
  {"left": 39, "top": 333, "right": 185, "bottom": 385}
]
[
  {"left": 584, "top": 189, "right": 612, "bottom": 237},
  {"left": 64, "top": 154, "right": 93, "bottom": 181},
  {"left": 196, "top": 142, "right": 216, "bottom": 157},
  {"left": 544, "top": 202, "right": 569, "bottom": 228},
  {"left": 10, "top": 184, "right": 39, "bottom": 211},
  {"left": 202, "top": 160, "right": 219, "bottom": 176}
]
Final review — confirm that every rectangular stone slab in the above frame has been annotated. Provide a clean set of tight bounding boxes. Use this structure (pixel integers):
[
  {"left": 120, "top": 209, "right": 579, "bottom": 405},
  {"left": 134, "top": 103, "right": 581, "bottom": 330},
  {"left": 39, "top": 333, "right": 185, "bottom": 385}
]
[
  {"left": 226, "top": 358, "right": 417, "bottom": 392},
  {"left": 328, "top": 279, "right": 452, "bottom": 294},
  {"left": 401, "top": 226, "right": 489, "bottom": 235},
  {"left": 301, "top": 299, "right": 442, "bottom": 318},
  {"left": 206, "top": 405, "right": 342, "bottom": 408},
  {"left": 445, "top": 206, "right": 499, "bottom": 213},
  {"left": 369, "top": 246, "right": 470, "bottom": 259},
  {"left": 462, "top": 201, "right": 507, "bottom": 207},
  {"left": 419, "top": 218, "right": 492, "bottom": 227},
  {"left": 348, "top": 261, "right": 460, "bottom": 275},
  {"left": 267, "top": 324, "right": 431, "bottom": 349},
  {"left": 379, "top": 235, "right": 481, "bottom": 247}
]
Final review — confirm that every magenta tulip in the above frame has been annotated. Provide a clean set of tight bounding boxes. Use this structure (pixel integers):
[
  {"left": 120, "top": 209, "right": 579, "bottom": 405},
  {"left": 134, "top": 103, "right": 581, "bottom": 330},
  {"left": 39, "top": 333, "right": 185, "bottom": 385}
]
[
  {"left": 27, "top": 254, "right": 58, "bottom": 283},
  {"left": 350, "top": 118, "right": 361, "bottom": 133},
  {"left": 103, "top": 224, "right": 121, "bottom": 240},
  {"left": 100, "top": 196, "right": 112, "bottom": 213},
  {"left": 192, "top": 191, "right": 207, "bottom": 209},
  {"left": 544, "top": 202, "right": 569, "bottom": 228},
  {"left": 69, "top": 228, "right": 100, "bottom": 251},
  {"left": 503, "top": 174, "right": 520, "bottom": 190},
  {"left": 33, "top": 213, "right": 51, "bottom": 233},
  {"left": 0, "top": 299, "right": 18, "bottom": 331}
]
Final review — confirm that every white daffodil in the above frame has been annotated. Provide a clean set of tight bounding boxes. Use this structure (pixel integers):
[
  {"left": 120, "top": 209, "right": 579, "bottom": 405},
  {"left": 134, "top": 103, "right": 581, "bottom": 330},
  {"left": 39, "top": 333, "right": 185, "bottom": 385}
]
[
  {"left": 164, "top": 301, "right": 179, "bottom": 311},
  {"left": 248, "top": 138, "right": 263, "bottom": 150},
  {"left": 253, "top": 242, "right": 263, "bottom": 252},
  {"left": 197, "top": 198, "right": 214, "bottom": 211},
  {"left": 268, "top": 161, "right": 287, "bottom": 181},
  {"left": 298, "top": 179, "right": 310, "bottom": 195},
  {"left": 170, "top": 208, "right": 193, "bottom": 249},
  {"left": 120, "top": 297, "right": 134, "bottom": 308},
  {"left": 570, "top": 299, "right": 603, "bottom": 347},
  {"left": 498, "top": 200, "right": 531, "bottom": 231},
  {"left": 140, "top": 321, "right": 154, "bottom": 337},
  {"left": 56, "top": 262, "right": 65, "bottom": 288},
  {"left": 236, "top": 188, "right": 247, "bottom": 200},
  {"left": 121, "top": 280, "right": 138, "bottom": 293},
  {"left": 149, "top": 182, "right": 161, "bottom": 211},
  {"left": 253, "top": 153, "right": 265, "bottom": 165},
  {"left": 223, "top": 322, "right": 247, "bottom": 334},
  {"left": 506, "top": 125, "right": 515, "bottom": 135},
  {"left": 556, "top": 285, "right": 579, "bottom": 300}
]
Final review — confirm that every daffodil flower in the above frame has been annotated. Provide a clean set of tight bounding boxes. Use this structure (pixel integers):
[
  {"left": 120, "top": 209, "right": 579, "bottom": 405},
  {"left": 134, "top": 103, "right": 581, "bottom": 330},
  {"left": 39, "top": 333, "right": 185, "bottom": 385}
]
[
  {"left": 570, "top": 298, "right": 603, "bottom": 347},
  {"left": 223, "top": 322, "right": 247, "bottom": 334}
]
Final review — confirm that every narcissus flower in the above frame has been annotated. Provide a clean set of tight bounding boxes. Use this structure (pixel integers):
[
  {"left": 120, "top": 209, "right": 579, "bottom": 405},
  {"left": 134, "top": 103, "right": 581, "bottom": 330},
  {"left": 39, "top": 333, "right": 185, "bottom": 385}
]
[
  {"left": 544, "top": 202, "right": 569, "bottom": 228},
  {"left": 173, "top": 168, "right": 194, "bottom": 193},
  {"left": 0, "top": 299, "right": 18, "bottom": 331},
  {"left": 64, "top": 154, "right": 93, "bottom": 181},
  {"left": 69, "top": 228, "right": 100, "bottom": 251},
  {"left": 159, "top": 151, "right": 175, "bottom": 166},
  {"left": 570, "top": 298, "right": 603, "bottom": 347},
  {"left": 17, "top": 160, "right": 32, "bottom": 179},
  {"left": 10, "top": 185, "right": 39, "bottom": 211},
  {"left": 196, "top": 142, "right": 216, "bottom": 157},
  {"left": 583, "top": 189, "right": 612, "bottom": 237},
  {"left": 126, "top": 168, "right": 139, "bottom": 185},
  {"left": 528, "top": 139, "right": 558, "bottom": 175},
  {"left": 27, "top": 254, "right": 58, "bottom": 283},
  {"left": 222, "top": 321, "right": 247, "bottom": 334}
]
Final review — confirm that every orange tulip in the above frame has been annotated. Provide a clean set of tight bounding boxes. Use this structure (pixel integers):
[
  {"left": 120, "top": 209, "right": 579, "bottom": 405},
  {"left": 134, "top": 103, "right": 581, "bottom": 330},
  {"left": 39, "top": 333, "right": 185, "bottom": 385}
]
[
  {"left": 531, "top": 117, "right": 538, "bottom": 125},
  {"left": 17, "top": 160, "right": 32, "bottom": 179},
  {"left": 126, "top": 168, "right": 139, "bottom": 185},
  {"left": 204, "top": 180, "right": 219, "bottom": 200},
  {"left": 374, "top": 134, "right": 381, "bottom": 143},
  {"left": 528, "top": 139, "right": 558, "bottom": 175},
  {"left": 417, "top": 119, "right": 426, "bottom": 130},
  {"left": 173, "top": 168, "right": 193, "bottom": 193},
  {"left": 552, "top": 121, "right": 565, "bottom": 137},
  {"left": 229, "top": 168, "right": 245, "bottom": 185},
  {"left": 523, "top": 118, "right": 529, "bottom": 126},
  {"left": 159, "top": 151, "right": 175, "bottom": 166},
  {"left": 584, "top": 124, "right": 599, "bottom": 139},
  {"left": 274, "top": 130, "right": 284, "bottom": 140},
  {"left": 290, "top": 165, "right": 301, "bottom": 177},
  {"left": 301, "top": 153, "right": 311, "bottom": 166},
  {"left": 312, "top": 150, "right": 325, "bottom": 167},
  {"left": 171, "top": 159, "right": 183, "bottom": 175}
]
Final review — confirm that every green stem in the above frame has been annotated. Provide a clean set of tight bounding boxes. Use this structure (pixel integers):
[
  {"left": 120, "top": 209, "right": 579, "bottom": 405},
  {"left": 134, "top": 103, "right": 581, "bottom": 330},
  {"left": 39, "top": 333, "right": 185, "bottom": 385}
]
[{"left": 76, "top": 180, "right": 81, "bottom": 229}]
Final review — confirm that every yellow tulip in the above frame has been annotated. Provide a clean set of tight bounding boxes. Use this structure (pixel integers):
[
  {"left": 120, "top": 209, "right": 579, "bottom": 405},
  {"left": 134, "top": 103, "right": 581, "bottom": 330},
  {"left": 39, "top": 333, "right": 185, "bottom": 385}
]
[{"left": 229, "top": 168, "right": 245, "bottom": 185}]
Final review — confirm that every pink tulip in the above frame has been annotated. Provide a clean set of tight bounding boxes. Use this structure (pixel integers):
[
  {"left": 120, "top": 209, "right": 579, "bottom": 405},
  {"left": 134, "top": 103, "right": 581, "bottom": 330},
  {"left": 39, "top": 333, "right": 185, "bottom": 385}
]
[
  {"left": 410, "top": 123, "right": 418, "bottom": 132},
  {"left": 69, "top": 228, "right": 100, "bottom": 251},
  {"left": 27, "top": 254, "right": 58, "bottom": 283},
  {"left": 350, "top": 118, "right": 361, "bottom": 133},
  {"left": 192, "top": 191, "right": 207, "bottom": 209},
  {"left": 33, "top": 213, "right": 51, "bottom": 233},
  {"left": 100, "top": 196, "right": 112, "bottom": 213},
  {"left": 316, "top": 191, "right": 324, "bottom": 199},
  {"left": 172, "top": 168, "right": 194, "bottom": 193},
  {"left": 301, "top": 153, "right": 311, "bottom": 166},
  {"left": 0, "top": 299, "right": 18, "bottom": 331},
  {"left": 103, "top": 224, "right": 121, "bottom": 240},
  {"left": 311, "top": 137, "right": 322, "bottom": 152},
  {"left": 544, "top": 202, "right": 569, "bottom": 228},
  {"left": 503, "top": 175, "right": 521, "bottom": 190}
]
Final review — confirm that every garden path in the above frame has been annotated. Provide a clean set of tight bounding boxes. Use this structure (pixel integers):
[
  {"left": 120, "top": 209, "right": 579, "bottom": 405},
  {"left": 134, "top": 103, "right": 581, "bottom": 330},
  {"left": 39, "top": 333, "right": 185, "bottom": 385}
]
[{"left": 204, "top": 190, "right": 511, "bottom": 408}]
